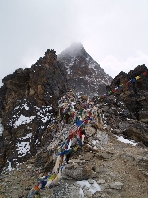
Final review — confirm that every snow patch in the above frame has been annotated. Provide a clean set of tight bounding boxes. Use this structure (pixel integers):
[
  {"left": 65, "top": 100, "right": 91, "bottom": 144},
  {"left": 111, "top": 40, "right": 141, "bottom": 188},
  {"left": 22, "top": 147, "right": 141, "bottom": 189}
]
[
  {"left": 7, "top": 160, "right": 14, "bottom": 171},
  {"left": 14, "top": 102, "right": 29, "bottom": 111},
  {"left": 16, "top": 142, "right": 30, "bottom": 157},
  {"left": 115, "top": 135, "right": 137, "bottom": 146},
  {"left": 19, "top": 133, "right": 32, "bottom": 141},
  {"left": 13, "top": 115, "right": 36, "bottom": 128},
  {"left": 77, "top": 180, "right": 101, "bottom": 197},
  {"left": 0, "top": 119, "right": 4, "bottom": 136}
]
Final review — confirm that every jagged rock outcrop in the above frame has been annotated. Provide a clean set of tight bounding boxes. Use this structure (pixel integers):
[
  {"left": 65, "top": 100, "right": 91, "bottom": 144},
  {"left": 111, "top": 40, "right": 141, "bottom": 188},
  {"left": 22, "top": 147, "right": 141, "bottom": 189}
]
[
  {"left": 0, "top": 49, "right": 67, "bottom": 171},
  {"left": 109, "top": 64, "right": 148, "bottom": 124},
  {"left": 96, "top": 64, "right": 148, "bottom": 146},
  {"left": 58, "top": 42, "right": 112, "bottom": 96}
]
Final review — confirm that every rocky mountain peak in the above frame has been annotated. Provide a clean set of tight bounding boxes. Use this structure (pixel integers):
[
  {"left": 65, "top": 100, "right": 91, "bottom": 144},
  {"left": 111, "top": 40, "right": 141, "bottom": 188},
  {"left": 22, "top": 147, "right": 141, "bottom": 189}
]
[
  {"left": 58, "top": 43, "right": 112, "bottom": 96},
  {"left": 34, "top": 49, "right": 57, "bottom": 68}
]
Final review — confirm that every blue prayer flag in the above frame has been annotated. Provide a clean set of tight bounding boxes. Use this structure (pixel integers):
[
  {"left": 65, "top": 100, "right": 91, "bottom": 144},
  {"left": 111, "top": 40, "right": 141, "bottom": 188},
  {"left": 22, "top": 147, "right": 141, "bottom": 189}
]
[{"left": 76, "top": 120, "right": 83, "bottom": 126}]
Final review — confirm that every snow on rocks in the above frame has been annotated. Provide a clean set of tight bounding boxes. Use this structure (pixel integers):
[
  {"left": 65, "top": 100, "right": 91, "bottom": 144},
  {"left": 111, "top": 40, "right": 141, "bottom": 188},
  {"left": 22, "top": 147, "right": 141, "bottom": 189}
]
[
  {"left": 0, "top": 118, "right": 4, "bottom": 136},
  {"left": 13, "top": 115, "right": 36, "bottom": 128},
  {"left": 77, "top": 179, "right": 101, "bottom": 197},
  {"left": 115, "top": 135, "right": 137, "bottom": 146}
]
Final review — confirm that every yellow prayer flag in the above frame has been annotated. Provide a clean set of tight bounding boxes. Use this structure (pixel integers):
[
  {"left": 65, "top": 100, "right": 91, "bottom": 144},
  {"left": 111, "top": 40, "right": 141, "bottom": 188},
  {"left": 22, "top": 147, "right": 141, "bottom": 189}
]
[
  {"left": 135, "top": 76, "right": 140, "bottom": 80},
  {"left": 49, "top": 174, "right": 57, "bottom": 181},
  {"left": 73, "top": 145, "right": 79, "bottom": 151}
]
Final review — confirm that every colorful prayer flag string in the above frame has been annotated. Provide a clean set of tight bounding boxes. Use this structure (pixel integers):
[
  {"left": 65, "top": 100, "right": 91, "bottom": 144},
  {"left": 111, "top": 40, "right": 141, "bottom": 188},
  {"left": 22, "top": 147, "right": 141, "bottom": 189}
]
[{"left": 94, "top": 70, "right": 147, "bottom": 102}]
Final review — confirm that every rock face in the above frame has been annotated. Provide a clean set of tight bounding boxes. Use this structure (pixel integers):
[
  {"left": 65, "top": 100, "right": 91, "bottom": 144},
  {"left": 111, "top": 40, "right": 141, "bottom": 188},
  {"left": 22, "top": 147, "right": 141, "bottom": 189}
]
[
  {"left": 0, "top": 49, "right": 67, "bottom": 171},
  {"left": 96, "top": 64, "right": 148, "bottom": 146},
  {"left": 58, "top": 42, "right": 112, "bottom": 96},
  {"left": 109, "top": 64, "right": 148, "bottom": 124}
]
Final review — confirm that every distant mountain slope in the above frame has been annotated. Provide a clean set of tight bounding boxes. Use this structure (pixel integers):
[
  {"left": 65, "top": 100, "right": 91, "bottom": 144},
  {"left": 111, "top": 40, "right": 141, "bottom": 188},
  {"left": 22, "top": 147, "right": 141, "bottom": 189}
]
[{"left": 58, "top": 43, "right": 112, "bottom": 96}]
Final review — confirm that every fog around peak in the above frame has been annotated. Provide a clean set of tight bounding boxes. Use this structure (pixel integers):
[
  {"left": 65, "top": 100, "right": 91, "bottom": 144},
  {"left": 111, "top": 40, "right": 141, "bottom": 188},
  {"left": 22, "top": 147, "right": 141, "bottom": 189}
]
[
  {"left": 59, "top": 42, "right": 84, "bottom": 57},
  {"left": 0, "top": 0, "right": 148, "bottom": 86}
]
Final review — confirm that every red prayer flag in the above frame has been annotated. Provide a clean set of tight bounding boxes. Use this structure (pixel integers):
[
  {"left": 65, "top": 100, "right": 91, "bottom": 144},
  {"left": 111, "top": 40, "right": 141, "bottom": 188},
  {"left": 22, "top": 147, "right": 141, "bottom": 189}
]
[
  {"left": 84, "top": 119, "right": 88, "bottom": 125},
  {"left": 143, "top": 71, "right": 147, "bottom": 76},
  {"left": 126, "top": 81, "right": 130, "bottom": 85}
]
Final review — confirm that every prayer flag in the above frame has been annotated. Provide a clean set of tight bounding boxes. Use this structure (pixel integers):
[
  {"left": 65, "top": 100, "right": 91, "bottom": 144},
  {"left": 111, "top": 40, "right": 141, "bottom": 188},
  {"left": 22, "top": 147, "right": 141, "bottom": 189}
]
[
  {"left": 143, "top": 71, "right": 147, "bottom": 76},
  {"left": 69, "top": 124, "right": 78, "bottom": 134},
  {"left": 76, "top": 120, "right": 83, "bottom": 127},
  {"left": 126, "top": 81, "right": 130, "bottom": 85},
  {"left": 135, "top": 76, "right": 141, "bottom": 80},
  {"left": 132, "top": 78, "right": 136, "bottom": 83}
]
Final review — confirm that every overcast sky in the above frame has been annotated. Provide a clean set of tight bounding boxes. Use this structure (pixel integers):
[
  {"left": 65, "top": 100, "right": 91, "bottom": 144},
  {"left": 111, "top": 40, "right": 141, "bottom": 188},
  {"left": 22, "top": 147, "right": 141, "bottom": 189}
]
[{"left": 0, "top": 0, "right": 148, "bottom": 86}]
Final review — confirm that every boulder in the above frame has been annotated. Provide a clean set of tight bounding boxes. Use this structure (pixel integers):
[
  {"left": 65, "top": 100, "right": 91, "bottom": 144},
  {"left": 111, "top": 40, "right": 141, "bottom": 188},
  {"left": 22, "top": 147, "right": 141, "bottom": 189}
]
[{"left": 62, "top": 163, "right": 94, "bottom": 180}]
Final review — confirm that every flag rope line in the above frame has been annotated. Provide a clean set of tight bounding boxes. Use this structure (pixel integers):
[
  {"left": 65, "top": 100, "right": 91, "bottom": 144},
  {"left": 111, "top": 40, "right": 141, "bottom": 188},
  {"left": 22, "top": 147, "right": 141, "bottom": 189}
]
[{"left": 94, "top": 70, "right": 147, "bottom": 101}]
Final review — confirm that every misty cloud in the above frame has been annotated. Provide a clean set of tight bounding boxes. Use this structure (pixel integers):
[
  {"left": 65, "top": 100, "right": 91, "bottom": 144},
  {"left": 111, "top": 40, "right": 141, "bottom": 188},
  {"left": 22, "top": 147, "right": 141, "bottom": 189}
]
[
  {"left": 100, "top": 51, "right": 148, "bottom": 78},
  {"left": 0, "top": 0, "right": 148, "bottom": 86}
]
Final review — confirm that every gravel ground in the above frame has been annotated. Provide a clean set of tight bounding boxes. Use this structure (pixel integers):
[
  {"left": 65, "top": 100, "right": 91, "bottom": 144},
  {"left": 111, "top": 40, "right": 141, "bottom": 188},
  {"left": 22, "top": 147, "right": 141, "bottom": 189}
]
[{"left": 0, "top": 131, "right": 148, "bottom": 198}]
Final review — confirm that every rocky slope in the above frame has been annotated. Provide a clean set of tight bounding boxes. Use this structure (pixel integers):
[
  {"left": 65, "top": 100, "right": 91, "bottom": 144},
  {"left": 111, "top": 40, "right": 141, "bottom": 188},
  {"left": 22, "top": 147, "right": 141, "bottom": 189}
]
[
  {"left": 0, "top": 130, "right": 148, "bottom": 198},
  {"left": 0, "top": 91, "right": 148, "bottom": 198},
  {"left": 57, "top": 43, "right": 112, "bottom": 96}
]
